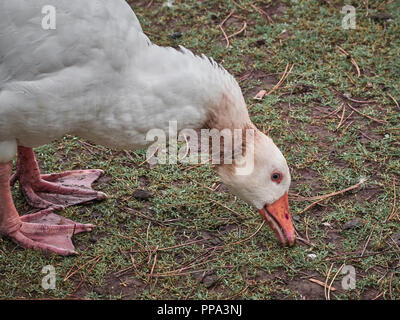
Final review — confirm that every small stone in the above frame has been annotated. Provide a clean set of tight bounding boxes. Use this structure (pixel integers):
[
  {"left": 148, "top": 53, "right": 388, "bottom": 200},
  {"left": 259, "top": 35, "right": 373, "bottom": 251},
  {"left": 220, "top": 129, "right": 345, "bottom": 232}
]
[
  {"left": 255, "top": 39, "right": 266, "bottom": 47},
  {"left": 322, "top": 222, "right": 332, "bottom": 228},
  {"left": 392, "top": 233, "right": 400, "bottom": 245},
  {"left": 169, "top": 31, "right": 182, "bottom": 39},
  {"left": 91, "top": 211, "right": 102, "bottom": 218},
  {"left": 210, "top": 237, "right": 223, "bottom": 245},
  {"left": 132, "top": 189, "right": 152, "bottom": 201},
  {"left": 343, "top": 218, "right": 363, "bottom": 230},
  {"left": 307, "top": 253, "right": 317, "bottom": 260},
  {"left": 93, "top": 287, "right": 104, "bottom": 295},
  {"left": 162, "top": 0, "right": 174, "bottom": 8},
  {"left": 292, "top": 215, "right": 301, "bottom": 223},
  {"left": 89, "top": 234, "right": 98, "bottom": 243},
  {"left": 202, "top": 273, "right": 218, "bottom": 289},
  {"left": 370, "top": 13, "right": 392, "bottom": 21}
]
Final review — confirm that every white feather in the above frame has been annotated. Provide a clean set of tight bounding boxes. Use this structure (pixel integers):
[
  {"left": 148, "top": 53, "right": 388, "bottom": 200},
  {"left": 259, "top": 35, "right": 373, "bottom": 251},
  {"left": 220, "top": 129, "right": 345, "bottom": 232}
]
[{"left": 0, "top": 0, "right": 242, "bottom": 158}]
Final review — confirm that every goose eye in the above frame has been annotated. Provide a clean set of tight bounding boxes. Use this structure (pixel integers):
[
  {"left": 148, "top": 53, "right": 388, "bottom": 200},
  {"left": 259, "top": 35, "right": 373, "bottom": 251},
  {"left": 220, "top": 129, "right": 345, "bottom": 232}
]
[{"left": 271, "top": 172, "right": 282, "bottom": 183}]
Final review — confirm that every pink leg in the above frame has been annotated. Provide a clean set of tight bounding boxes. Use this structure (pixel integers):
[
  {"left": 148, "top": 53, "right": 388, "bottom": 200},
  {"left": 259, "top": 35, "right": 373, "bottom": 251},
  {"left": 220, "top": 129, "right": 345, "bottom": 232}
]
[
  {"left": 1, "top": 161, "right": 94, "bottom": 255},
  {"left": 12, "top": 146, "right": 106, "bottom": 209}
]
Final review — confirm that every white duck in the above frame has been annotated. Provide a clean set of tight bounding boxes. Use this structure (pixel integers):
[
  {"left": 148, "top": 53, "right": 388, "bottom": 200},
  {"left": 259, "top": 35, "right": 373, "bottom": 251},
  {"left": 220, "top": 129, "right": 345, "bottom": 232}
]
[{"left": 0, "top": 0, "right": 295, "bottom": 255}]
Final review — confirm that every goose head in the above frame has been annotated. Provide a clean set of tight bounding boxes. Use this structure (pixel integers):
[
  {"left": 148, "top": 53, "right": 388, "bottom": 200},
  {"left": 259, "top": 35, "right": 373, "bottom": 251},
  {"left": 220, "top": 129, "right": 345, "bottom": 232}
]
[{"left": 215, "top": 129, "right": 295, "bottom": 246}]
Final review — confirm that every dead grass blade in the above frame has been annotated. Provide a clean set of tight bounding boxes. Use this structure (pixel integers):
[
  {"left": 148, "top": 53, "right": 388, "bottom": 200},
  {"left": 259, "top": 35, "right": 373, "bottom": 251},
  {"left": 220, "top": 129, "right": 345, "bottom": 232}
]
[
  {"left": 337, "top": 45, "right": 361, "bottom": 77},
  {"left": 388, "top": 93, "right": 399, "bottom": 110},
  {"left": 253, "top": 63, "right": 294, "bottom": 100},
  {"left": 308, "top": 278, "right": 336, "bottom": 292},
  {"left": 327, "top": 264, "right": 344, "bottom": 300},
  {"left": 336, "top": 103, "right": 346, "bottom": 130},
  {"left": 71, "top": 255, "right": 103, "bottom": 294},
  {"left": 63, "top": 247, "right": 89, "bottom": 281},
  {"left": 296, "top": 179, "right": 367, "bottom": 214},
  {"left": 346, "top": 103, "right": 387, "bottom": 124},
  {"left": 227, "top": 21, "right": 247, "bottom": 40},
  {"left": 324, "top": 263, "right": 334, "bottom": 300},
  {"left": 250, "top": 3, "right": 273, "bottom": 23},
  {"left": 361, "top": 226, "right": 376, "bottom": 257},
  {"left": 386, "top": 179, "right": 398, "bottom": 222},
  {"left": 219, "top": 9, "right": 236, "bottom": 48}
]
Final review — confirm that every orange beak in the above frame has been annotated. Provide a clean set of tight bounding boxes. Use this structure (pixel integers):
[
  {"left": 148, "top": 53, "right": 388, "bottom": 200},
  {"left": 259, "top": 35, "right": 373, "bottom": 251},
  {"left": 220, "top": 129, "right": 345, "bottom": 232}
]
[{"left": 258, "top": 192, "right": 296, "bottom": 246}]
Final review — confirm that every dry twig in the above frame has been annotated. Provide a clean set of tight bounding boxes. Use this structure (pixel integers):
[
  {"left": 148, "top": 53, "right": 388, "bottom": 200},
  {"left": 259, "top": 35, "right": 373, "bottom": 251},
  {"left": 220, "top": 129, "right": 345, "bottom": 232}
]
[
  {"left": 388, "top": 93, "right": 399, "bottom": 110},
  {"left": 227, "top": 21, "right": 247, "bottom": 40},
  {"left": 219, "top": 9, "right": 236, "bottom": 48},
  {"left": 295, "top": 179, "right": 366, "bottom": 202},
  {"left": 337, "top": 45, "right": 361, "bottom": 77},
  {"left": 336, "top": 103, "right": 346, "bottom": 130},
  {"left": 386, "top": 179, "right": 399, "bottom": 222},
  {"left": 71, "top": 255, "right": 103, "bottom": 294},
  {"left": 361, "top": 226, "right": 376, "bottom": 257},
  {"left": 327, "top": 264, "right": 344, "bottom": 300},
  {"left": 324, "top": 264, "right": 334, "bottom": 300},
  {"left": 308, "top": 278, "right": 336, "bottom": 292},
  {"left": 346, "top": 103, "right": 387, "bottom": 124},
  {"left": 254, "top": 63, "right": 294, "bottom": 100},
  {"left": 296, "top": 179, "right": 367, "bottom": 215},
  {"left": 250, "top": 3, "right": 273, "bottom": 23}
]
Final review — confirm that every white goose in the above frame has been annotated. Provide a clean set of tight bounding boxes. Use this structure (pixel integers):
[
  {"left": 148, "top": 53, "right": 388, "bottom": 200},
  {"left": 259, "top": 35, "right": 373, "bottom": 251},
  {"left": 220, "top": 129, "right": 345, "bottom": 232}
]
[{"left": 0, "top": 0, "right": 295, "bottom": 255}]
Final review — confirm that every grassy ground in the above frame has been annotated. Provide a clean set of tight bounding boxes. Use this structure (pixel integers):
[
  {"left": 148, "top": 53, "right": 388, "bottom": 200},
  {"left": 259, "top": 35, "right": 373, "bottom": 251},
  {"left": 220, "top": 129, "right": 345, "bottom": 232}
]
[{"left": 1, "top": 0, "right": 399, "bottom": 300}]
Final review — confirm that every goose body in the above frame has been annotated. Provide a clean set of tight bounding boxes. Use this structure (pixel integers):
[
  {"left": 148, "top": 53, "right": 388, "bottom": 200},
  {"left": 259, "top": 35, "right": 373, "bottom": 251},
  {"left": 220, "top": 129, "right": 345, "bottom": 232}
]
[
  {"left": 0, "top": 0, "right": 242, "bottom": 151},
  {"left": 0, "top": 0, "right": 295, "bottom": 255}
]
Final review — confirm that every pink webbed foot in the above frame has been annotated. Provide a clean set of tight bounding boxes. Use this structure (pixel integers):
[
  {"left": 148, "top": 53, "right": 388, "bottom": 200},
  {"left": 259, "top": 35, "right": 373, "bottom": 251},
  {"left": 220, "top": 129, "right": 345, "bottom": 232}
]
[
  {"left": 10, "top": 208, "right": 95, "bottom": 256},
  {"left": 13, "top": 147, "right": 106, "bottom": 209},
  {"left": 22, "top": 169, "right": 106, "bottom": 209},
  {"left": 2, "top": 160, "right": 95, "bottom": 256}
]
